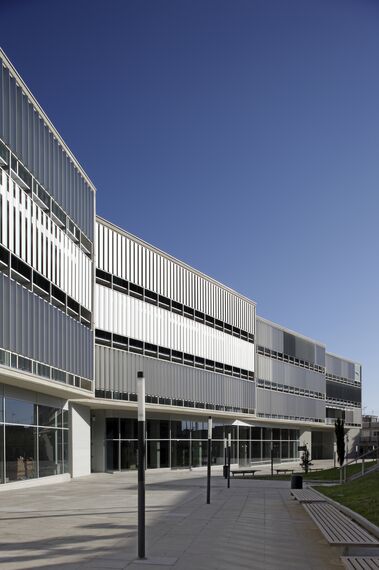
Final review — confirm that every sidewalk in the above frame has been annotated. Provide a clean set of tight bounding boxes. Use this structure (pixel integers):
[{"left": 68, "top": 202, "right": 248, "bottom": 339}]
[{"left": 0, "top": 468, "right": 342, "bottom": 569}]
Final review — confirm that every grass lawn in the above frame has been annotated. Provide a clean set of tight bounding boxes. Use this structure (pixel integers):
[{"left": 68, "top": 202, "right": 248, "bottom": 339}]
[
  {"left": 314, "top": 470, "right": 379, "bottom": 527},
  {"left": 303, "top": 460, "right": 376, "bottom": 481},
  {"left": 253, "top": 460, "right": 377, "bottom": 481}
]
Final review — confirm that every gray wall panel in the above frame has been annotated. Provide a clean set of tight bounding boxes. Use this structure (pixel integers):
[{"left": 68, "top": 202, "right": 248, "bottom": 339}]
[
  {"left": 0, "top": 273, "right": 93, "bottom": 378},
  {"left": 256, "top": 319, "right": 284, "bottom": 353},
  {"left": 95, "top": 345, "right": 255, "bottom": 410},
  {"left": 256, "top": 355, "right": 326, "bottom": 393},
  {"left": 257, "top": 388, "right": 325, "bottom": 421},
  {"left": 326, "top": 353, "right": 359, "bottom": 382},
  {"left": 257, "top": 317, "right": 326, "bottom": 366}
]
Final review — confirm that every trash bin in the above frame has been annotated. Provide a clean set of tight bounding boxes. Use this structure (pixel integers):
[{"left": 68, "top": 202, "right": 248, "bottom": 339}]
[{"left": 291, "top": 475, "right": 303, "bottom": 489}]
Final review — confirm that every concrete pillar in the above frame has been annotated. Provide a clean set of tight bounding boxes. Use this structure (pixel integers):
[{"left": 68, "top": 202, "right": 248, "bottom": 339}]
[
  {"left": 91, "top": 410, "right": 106, "bottom": 472},
  {"left": 299, "top": 429, "right": 312, "bottom": 458},
  {"left": 70, "top": 404, "right": 91, "bottom": 478}
]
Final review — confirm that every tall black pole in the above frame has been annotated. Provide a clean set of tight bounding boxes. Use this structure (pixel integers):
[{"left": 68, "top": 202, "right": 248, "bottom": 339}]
[
  {"left": 207, "top": 416, "right": 212, "bottom": 504},
  {"left": 270, "top": 445, "right": 274, "bottom": 477},
  {"left": 137, "top": 371, "right": 146, "bottom": 560},
  {"left": 224, "top": 438, "right": 227, "bottom": 479},
  {"left": 227, "top": 433, "right": 231, "bottom": 488}
]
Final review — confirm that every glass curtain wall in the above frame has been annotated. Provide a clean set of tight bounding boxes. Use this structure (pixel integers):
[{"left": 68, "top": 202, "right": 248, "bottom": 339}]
[
  {"left": 104, "top": 417, "right": 300, "bottom": 471},
  {"left": 0, "top": 393, "right": 69, "bottom": 484}
]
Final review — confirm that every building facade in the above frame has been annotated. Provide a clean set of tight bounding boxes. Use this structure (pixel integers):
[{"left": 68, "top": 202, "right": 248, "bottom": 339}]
[
  {"left": 359, "top": 415, "right": 379, "bottom": 457},
  {"left": 0, "top": 48, "right": 362, "bottom": 487}
]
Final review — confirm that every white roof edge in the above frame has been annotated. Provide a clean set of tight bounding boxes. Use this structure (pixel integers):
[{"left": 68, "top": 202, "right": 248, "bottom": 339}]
[
  {"left": 0, "top": 47, "right": 96, "bottom": 193},
  {"left": 256, "top": 315, "right": 326, "bottom": 347},
  {"left": 96, "top": 215, "right": 257, "bottom": 307}
]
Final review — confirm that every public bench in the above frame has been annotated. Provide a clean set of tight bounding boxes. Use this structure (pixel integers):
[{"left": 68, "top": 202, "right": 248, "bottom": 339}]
[
  {"left": 341, "top": 556, "right": 379, "bottom": 569},
  {"left": 303, "top": 502, "right": 378, "bottom": 549},
  {"left": 290, "top": 489, "right": 327, "bottom": 503},
  {"left": 231, "top": 469, "right": 260, "bottom": 478},
  {"left": 275, "top": 468, "right": 294, "bottom": 475}
]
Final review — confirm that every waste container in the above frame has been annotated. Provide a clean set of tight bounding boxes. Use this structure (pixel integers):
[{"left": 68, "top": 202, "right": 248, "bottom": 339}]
[{"left": 291, "top": 475, "right": 303, "bottom": 489}]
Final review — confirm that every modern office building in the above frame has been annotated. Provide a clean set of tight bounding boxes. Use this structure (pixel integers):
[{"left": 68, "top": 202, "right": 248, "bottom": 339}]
[
  {"left": 359, "top": 415, "right": 379, "bottom": 457},
  {"left": 0, "top": 48, "right": 362, "bottom": 488}
]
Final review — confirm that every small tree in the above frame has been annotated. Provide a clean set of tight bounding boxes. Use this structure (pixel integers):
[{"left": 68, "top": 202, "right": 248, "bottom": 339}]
[
  {"left": 335, "top": 418, "right": 345, "bottom": 467},
  {"left": 300, "top": 444, "right": 311, "bottom": 474}
]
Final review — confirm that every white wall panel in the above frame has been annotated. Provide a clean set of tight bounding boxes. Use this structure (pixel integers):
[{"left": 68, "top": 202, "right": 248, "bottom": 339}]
[
  {"left": 95, "top": 285, "right": 254, "bottom": 371},
  {"left": 96, "top": 220, "right": 255, "bottom": 334},
  {"left": 0, "top": 169, "right": 92, "bottom": 310}
]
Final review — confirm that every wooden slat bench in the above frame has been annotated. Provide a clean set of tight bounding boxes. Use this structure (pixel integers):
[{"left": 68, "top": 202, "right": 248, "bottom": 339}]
[
  {"left": 290, "top": 489, "right": 327, "bottom": 503},
  {"left": 303, "top": 503, "right": 378, "bottom": 547},
  {"left": 341, "top": 557, "right": 379, "bottom": 569},
  {"left": 231, "top": 469, "right": 260, "bottom": 478},
  {"left": 275, "top": 468, "right": 294, "bottom": 475}
]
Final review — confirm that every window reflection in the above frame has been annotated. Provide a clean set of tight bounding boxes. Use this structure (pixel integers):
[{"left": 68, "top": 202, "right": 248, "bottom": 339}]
[
  {"left": 106, "top": 418, "right": 119, "bottom": 439},
  {"left": 38, "top": 405, "right": 58, "bottom": 427},
  {"left": 147, "top": 441, "right": 169, "bottom": 468},
  {"left": 120, "top": 419, "right": 138, "bottom": 439},
  {"left": 102, "top": 417, "right": 301, "bottom": 471},
  {"left": 0, "top": 426, "right": 3, "bottom": 483},
  {"left": 5, "top": 425, "right": 37, "bottom": 481},
  {"left": 0, "top": 394, "right": 69, "bottom": 485},
  {"left": 5, "top": 398, "right": 36, "bottom": 425},
  {"left": 120, "top": 441, "right": 138, "bottom": 470},
  {"left": 171, "top": 441, "right": 190, "bottom": 468},
  {"left": 39, "top": 428, "right": 59, "bottom": 477},
  {"left": 147, "top": 419, "right": 169, "bottom": 439}
]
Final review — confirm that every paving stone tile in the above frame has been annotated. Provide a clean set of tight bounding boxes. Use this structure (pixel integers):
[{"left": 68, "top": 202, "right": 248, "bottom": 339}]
[{"left": 0, "top": 467, "right": 346, "bottom": 570}]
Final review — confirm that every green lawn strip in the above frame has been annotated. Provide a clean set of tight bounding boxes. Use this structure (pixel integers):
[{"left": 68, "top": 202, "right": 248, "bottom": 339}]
[
  {"left": 302, "top": 460, "right": 376, "bottom": 481},
  {"left": 253, "top": 460, "right": 377, "bottom": 482},
  {"left": 314, "top": 471, "right": 379, "bottom": 527}
]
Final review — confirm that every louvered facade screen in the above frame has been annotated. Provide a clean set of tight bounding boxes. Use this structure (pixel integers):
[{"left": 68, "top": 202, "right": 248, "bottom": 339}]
[{"left": 0, "top": 50, "right": 95, "bottom": 392}]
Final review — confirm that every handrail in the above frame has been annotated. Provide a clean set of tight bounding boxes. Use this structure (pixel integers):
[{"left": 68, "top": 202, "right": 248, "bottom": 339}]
[{"left": 345, "top": 448, "right": 378, "bottom": 468}]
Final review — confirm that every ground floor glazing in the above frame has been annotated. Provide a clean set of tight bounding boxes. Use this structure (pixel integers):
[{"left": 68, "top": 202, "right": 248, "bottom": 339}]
[
  {"left": 0, "top": 384, "right": 69, "bottom": 484},
  {"left": 102, "top": 416, "right": 301, "bottom": 471}
]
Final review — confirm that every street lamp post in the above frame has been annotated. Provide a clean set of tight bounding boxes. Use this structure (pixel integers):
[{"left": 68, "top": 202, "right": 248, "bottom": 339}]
[
  {"left": 227, "top": 433, "right": 231, "bottom": 488},
  {"left": 223, "top": 438, "right": 227, "bottom": 479},
  {"left": 207, "top": 416, "right": 212, "bottom": 504},
  {"left": 137, "top": 371, "right": 146, "bottom": 560}
]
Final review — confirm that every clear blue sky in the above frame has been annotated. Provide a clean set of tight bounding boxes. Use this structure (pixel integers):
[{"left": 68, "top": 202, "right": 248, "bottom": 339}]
[{"left": 2, "top": 0, "right": 378, "bottom": 414}]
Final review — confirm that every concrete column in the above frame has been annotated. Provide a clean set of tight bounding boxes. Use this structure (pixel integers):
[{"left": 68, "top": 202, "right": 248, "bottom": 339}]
[
  {"left": 299, "top": 429, "right": 312, "bottom": 457},
  {"left": 70, "top": 404, "right": 91, "bottom": 478},
  {"left": 91, "top": 410, "right": 106, "bottom": 472}
]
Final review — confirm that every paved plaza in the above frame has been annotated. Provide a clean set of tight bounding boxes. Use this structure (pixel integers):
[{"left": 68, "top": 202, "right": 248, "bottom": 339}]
[{"left": 0, "top": 464, "right": 342, "bottom": 570}]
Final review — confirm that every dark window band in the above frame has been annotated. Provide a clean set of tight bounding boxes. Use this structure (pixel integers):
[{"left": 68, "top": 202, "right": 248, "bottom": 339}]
[{"left": 257, "top": 345, "right": 325, "bottom": 374}]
